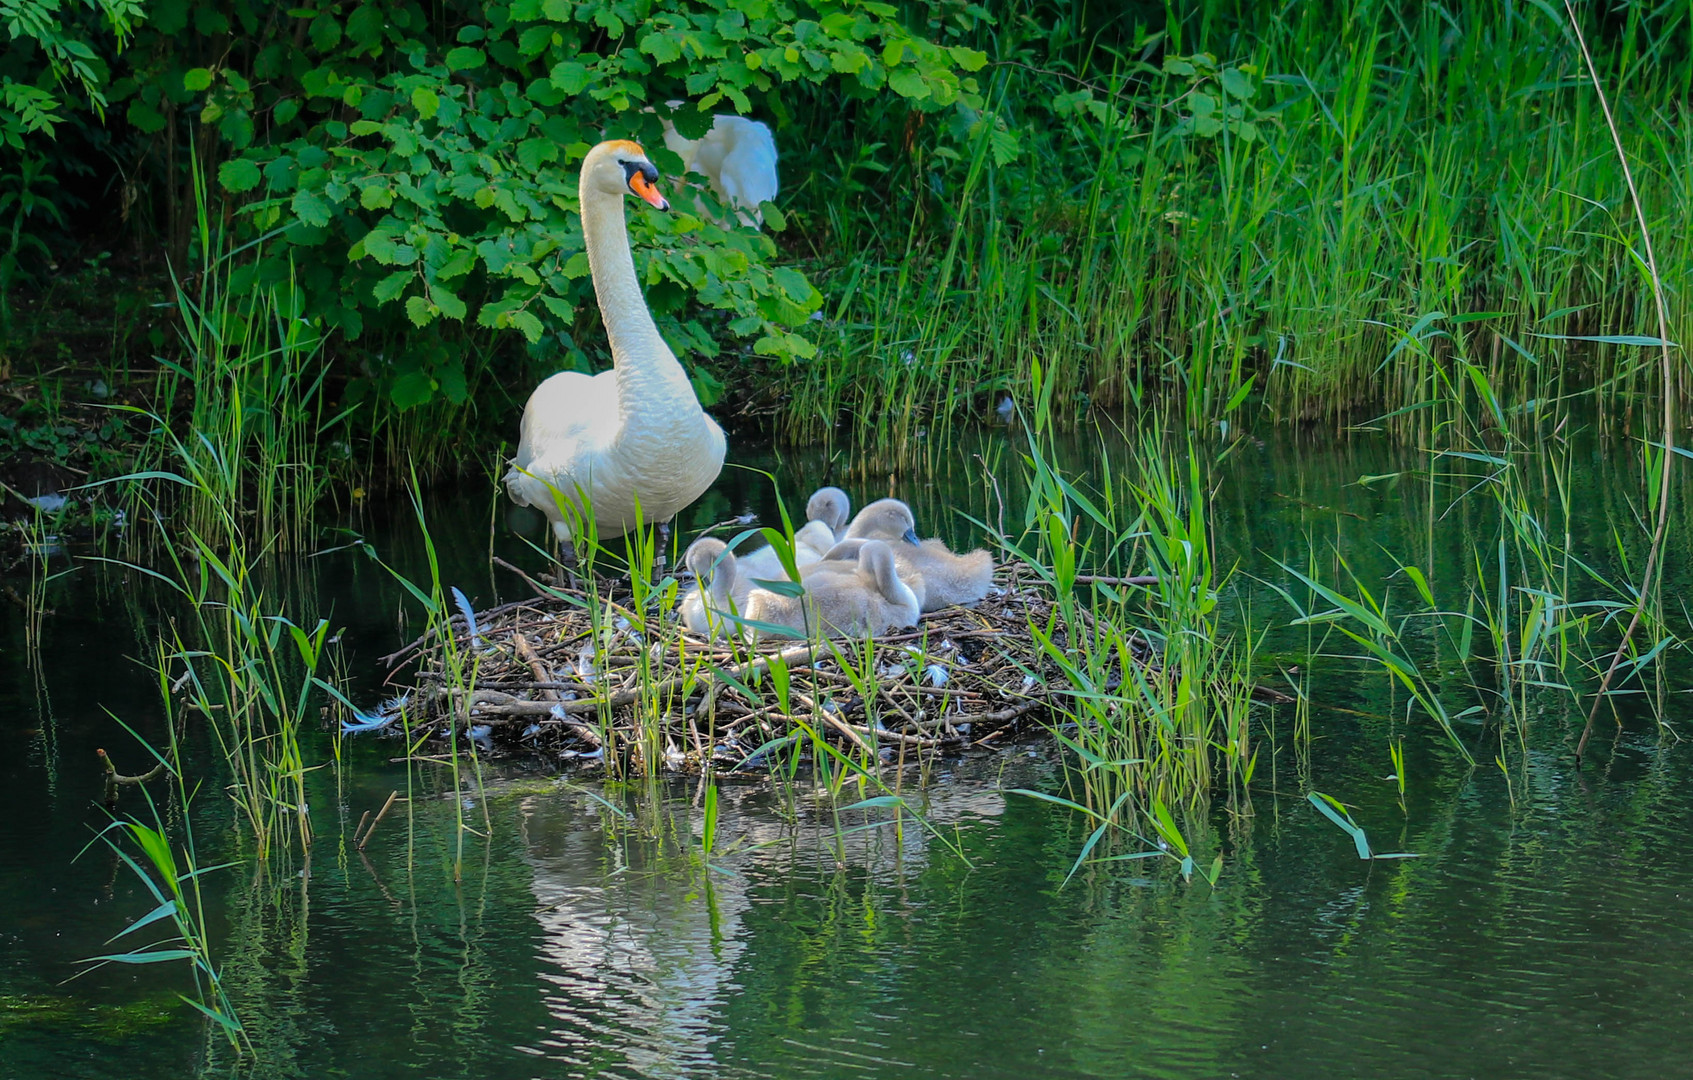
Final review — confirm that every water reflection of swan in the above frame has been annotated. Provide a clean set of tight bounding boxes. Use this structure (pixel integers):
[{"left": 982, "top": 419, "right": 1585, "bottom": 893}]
[{"left": 516, "top": 774, "right": 1021, "bottom": 1074}]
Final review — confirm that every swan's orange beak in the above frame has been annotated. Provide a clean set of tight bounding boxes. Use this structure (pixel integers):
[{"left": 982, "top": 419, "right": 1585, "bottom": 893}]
[{"left": 629, "top": 171, "right": 669, "bottom": 211}]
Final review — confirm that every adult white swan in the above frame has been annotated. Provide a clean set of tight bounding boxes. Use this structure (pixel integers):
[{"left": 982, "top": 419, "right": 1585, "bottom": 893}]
[
  {"left": 658, "top": 104, "right": 778, "bottom": 227},
  {"left": 504, "top": 140, "right": 726, "bottom": 556}
]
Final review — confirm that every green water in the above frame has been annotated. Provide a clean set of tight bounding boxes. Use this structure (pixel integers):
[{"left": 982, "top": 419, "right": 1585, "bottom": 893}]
[{"left": 4, "top": 426, "right": 1690, "bottom": 1079}]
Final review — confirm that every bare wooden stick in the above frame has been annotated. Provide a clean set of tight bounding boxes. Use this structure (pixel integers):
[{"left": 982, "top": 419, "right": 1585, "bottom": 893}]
[{"left": 357, "top": 791, "right": 399, "bottom": 852}]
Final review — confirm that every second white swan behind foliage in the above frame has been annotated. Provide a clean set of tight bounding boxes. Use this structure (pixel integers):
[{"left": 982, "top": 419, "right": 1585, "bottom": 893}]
[{"left": 660, "top": 105, "right": 779, "bottom": 227}]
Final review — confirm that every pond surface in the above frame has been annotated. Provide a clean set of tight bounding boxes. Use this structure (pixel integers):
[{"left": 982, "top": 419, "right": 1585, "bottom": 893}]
[{"left": 3, "top": 423, "right": 1690, "bottom": 1079}]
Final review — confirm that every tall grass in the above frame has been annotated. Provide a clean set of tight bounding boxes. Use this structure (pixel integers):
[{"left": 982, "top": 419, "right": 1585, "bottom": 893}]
[
  {"left": 139, "top": 158, "right": 337, "bottom": 553},
  {"left": 997, "top": 362, "right": 1264, "bottom": 834},
  {"left": 92, "top": 436, "right": 338, "bottom": 856},
  {"left": 783, "top": 2, "right": 1693, "bottom": 445}
]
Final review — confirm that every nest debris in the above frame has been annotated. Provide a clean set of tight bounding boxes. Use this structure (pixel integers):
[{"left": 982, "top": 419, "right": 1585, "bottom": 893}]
[{"left": 367, "top": 561, "right": 1113, "bottom": 773}]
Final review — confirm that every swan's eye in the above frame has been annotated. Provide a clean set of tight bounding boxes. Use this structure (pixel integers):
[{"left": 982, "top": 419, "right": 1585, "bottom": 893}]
[
  {"left": 621, "top": 159, "right": 668, "bottom": 209},
  {"left": 620, "top": 159, "right": 659, "bottom": 185}
]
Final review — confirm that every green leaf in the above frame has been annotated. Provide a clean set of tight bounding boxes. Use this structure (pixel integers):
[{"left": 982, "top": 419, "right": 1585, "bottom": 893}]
[
  {"left": 436, "top": 247, "right": 475, "bottom": 280},
  {"left": 127, "top": 100, "right": 166, "bottom": 133},
  {"left": 361, "top": 229, "right": 415, "bottom": 266},
  {"left": 183, "top": 68, "right": 213, "bottom": 92},
  {"left": 510, "top": 310, "right": 545, "bottom": 342},
  {"left": 86, "top": 949, "right": 199, "bottom": 965},
  {"left": 432, "top": 285, "right": 467, "bottom": 320},
  {"left": 445, "top": 46, "right": 486, "bottom": 71},
  {"left": 1400, "top": 564, "right": 1436, "bottom": 609},
  {"left": 404, "top": 294, "right": 434, "bottom": 328},
  {"left": 1307, "top": 792, "right": 1372, "bottom": 860},
  {"left": 640, "top": 30, "right": 683, "bottom": 64},
  {"left": 1149, "top": 796, "right": 1189, "bottom": 858},
  {"left": 411, "top": 87, "right": 440, "bottom": 119},
  {"left": 371, "top": 270, "right": 411, "bottom": 303},
  {"left": 436, "top": 358, "right": 468, "bottom": 404},
  {"left": 1219, "top": 67, "right": 1255, "bottom": 100},
  {"left": 550, "top": 61, "right": 590, "bottom": 94},
  {"left": 515, "top": 137, "right": 559, "bottom": 171},
  {"left": 359, "top": 184, "right": 393, "bottom": 210},
  {"left": 389, "top": 369, "right": 435, "bottom": 408},
  {"left": 888, "top": 67, "right": 928, "bottom": 99},
  {"left": 291, "top": 188, "right": 333, "bottom": 228},
  {"left": 218, "top": 158, "right": 262, "bottom": 193},
  {"left": 106, "top": 899, "right": 181, "bottom": 942},
  {"left": 772, "top": 266, "right": 812, "bottom": 303},
  {"left": 309, "top": 12, "right": 342, "bottom": 51},
  {"left": 1526, "top": 332, "right": 1677, "bottom": 348}
]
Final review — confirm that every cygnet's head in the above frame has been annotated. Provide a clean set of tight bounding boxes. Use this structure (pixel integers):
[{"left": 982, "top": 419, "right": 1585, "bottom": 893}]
[
  {"left": 684, "top": 536, "right": 732, "bottom": 584},
  {"left": 806, "top": 486, "right": 852, "bottom": 533},
  {"left": 582, "top": 140, "right": 669, "bottom": 209},
  {"left": 845, "top": 498, "right": 920, "bottom": 546}
]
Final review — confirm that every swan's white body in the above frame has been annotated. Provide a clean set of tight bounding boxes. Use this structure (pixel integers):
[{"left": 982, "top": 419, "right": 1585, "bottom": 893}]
[
  {"left": 505, "top": 141, "right": 726, "bottom": 542},
  {"left": 660, "top": 107, "right": 779, "bottom": 227}
]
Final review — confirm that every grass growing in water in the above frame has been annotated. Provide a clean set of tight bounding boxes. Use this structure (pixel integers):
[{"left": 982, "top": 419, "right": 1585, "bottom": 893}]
[
  {"left": 993, "top": 363, "right": 1265, "bottom": 849},
  {"left": 79, "top": 718, "right": 246, "bottom": 1053}
]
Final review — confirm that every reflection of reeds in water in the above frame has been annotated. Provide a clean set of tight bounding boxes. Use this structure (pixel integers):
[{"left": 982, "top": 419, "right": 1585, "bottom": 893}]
[
  {"left": 80, "top": 720, "right": 246, "bottom": 1054},
  {"left": 1269, "top": 344, "right": 1677, "bottom": 774}
]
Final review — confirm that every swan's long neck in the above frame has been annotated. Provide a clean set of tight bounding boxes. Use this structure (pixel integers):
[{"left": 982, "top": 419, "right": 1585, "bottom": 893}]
[{"left": 579, "top": 179, "right": 699, "bottom": 424}]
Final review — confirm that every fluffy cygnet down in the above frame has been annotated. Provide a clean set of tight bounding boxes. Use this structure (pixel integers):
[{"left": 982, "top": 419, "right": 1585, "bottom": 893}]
[
  {"left": 733, "top": 485, "right": 854, "bottom": 581},
  {"left": 744, "top": 540, "right": 922, "bottom": 639},
  {"left": 836, "top": 498, "right": 993, "bottom": 611},
  {"left": 679, "top": 537, "right": 749, "bottom": 638}
]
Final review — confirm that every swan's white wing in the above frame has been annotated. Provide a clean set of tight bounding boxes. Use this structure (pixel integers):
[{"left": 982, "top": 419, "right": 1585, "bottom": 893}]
[
  {"left": 504, "top": 369, "right": 619, "bottom": 509},
  {"left": 660, "top": 118, "right": 699, "bottom": 172},
  {"left": 715, "top": 118, "right": 779, "bottom": 210},
  {"left": 685, "top": 116, "right": 777, "bottom": 221}
]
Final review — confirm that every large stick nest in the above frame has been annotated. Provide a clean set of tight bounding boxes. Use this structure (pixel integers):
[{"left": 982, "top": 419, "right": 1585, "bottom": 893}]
[{"left": 367, "top": 562, "right": 1113, "bottom": 773}]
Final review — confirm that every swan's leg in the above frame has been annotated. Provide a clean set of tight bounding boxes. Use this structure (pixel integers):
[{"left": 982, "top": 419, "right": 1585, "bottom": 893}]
[
  {"left": 551, "top": 518, "right": 583, "bottom": 589},
  {"left": 654, "top": 519, "right": 671, "bottom": 573}
]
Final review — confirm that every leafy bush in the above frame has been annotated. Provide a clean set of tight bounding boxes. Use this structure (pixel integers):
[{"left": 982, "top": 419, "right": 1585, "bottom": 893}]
[{"left": 139, "top": 0, "right": 995, "bottom": 410}]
